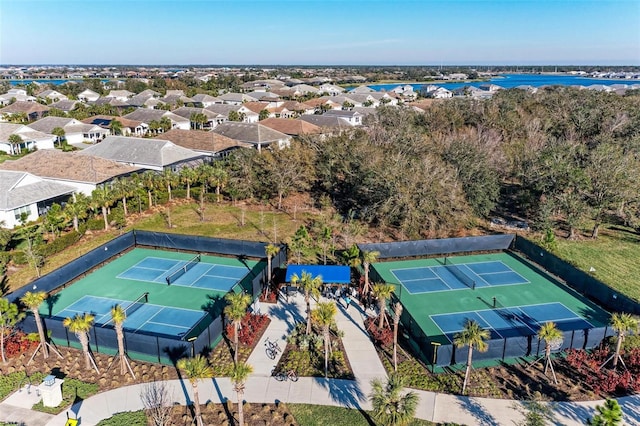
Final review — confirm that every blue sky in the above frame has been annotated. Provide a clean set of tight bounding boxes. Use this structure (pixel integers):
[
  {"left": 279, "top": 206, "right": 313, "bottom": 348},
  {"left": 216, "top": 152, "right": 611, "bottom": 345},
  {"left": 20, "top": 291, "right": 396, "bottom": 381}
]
[{"left": 1, "top": 0, "right": 638, "bottom": 65}]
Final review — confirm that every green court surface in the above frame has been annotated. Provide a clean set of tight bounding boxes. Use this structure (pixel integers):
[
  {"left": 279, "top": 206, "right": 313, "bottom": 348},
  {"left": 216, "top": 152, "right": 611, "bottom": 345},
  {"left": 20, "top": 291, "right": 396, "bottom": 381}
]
[
  {"left": 372, "top": 252, "right": 611, "bottom": 345},
  {"left": 43, "top": 247, "right": 259, "bottom": 318}
]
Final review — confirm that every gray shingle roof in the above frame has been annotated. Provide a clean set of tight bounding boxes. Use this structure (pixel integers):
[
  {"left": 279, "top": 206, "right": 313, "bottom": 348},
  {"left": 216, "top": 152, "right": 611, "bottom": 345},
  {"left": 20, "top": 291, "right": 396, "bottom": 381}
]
[
  {"left": 78, "top": 136, "right": 204, "bottom": 168},
  {"left": 212, "top": 122, "right": 291, "bottom": 145},
  {"left": 0, "top": 170, "right": 75, "bottom": 210}
]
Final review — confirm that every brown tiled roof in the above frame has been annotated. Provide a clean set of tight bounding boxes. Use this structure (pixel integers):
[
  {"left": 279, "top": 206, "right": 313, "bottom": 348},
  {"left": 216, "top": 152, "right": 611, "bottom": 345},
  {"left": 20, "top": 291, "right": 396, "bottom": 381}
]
[
  {"left": 157, "top": 129, "right": 252, "bottom": 153},
  {"left": 259, "top": 118, "right": 321, "bottom": 136},
  {"left": 0, "top": 101, "right": 50, "bottom": 114},
  {"left": 242, "top": 102, "right": 270, "bottom": 114},
  {"left": 0, "top": 149, "right": 140, "bottom": 184},
  {"left": 301, "top": 98, "right": 327, "bottom": 108}
]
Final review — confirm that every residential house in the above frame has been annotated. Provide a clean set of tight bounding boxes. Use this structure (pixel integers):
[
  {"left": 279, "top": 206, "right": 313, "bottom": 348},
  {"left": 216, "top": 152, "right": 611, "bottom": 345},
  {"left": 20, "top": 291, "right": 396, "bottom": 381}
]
[
  {"left": 28, "top": 116, "right": 108, "bottom": 145},
  {"left": 191, "top": 94, "right": 222, "bottom": 108},
  {"left": 242, "top": 102, "right": 272, "bottom": 118},
  {"left": 323, "top": 109, "right": 363, "bottom": 126},
  {"left": 205, "top": 104, "right": 259, "bottom": 123},
  {"left": 318, "top": 84, "right": 345, "bottom": 96},
  {"left": 299, "top": 115, "right": 353, "bottom": 132},
  {"left": 0, "top": 101, "right": 50, "bottom": 122},
  {"left": 79, "top": 135, "right": 206, "bottom": 171},
  {"left": 245, "top": 91, "right": 282, "bottom": 107},
  {"left": 0, "top": 89, "right": 36, "bottom": 105},
  {"left": 171, "top": 107, "right": 224, "bottom": 130},
  {"left": 0, "top": 122, "right": 55, "bottom": 154},
  {"left": 37, "top": 89, "right": 68, "bottom": 102},
  {"left": 158, "top": 129, "right": 251, "bottom": 158},
  {"left": 259, "top": 118, "right": 322, "bottom": 137},
  {"left": 421, "top": 85, "right": 453, "bottom": 99},
  {"left": 0, "top": 170, "right": 75, "bottom": 229},
  {"left": 218, "top": 92, "right": 258, "bottom": 105},
  {"left": 212, "top": 122, "right": 291, "bottom": 152},
  {"left": 50, "top": 99, "right": 79, "bottom": 113},
  {"left": 77, "top": 89, "right": 101, "bottom": 102},
  {"left": 289, "top": 84, "right": 318, "bottom": 96},
  {"left": 123, "top": 109, "right": 190, "bottom": 132},
  {"left": 81, "top": 115, "right": 145, "bottom": 136},
  {"left": 280, "top": 101, "right": 315, "bottom": 116},
  {"left": 348, "top": 85, "right": 376, "bottom": 94},
  {"left": 105, "top": 90, "right": 135, "bottom": 102},
  {"left": 0, "top": 150, "right": 140, "bottom": 196}
]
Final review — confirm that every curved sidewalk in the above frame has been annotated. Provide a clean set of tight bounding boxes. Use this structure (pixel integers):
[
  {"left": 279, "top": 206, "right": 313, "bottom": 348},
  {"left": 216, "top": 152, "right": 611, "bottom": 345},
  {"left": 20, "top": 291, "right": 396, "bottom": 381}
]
[{"left": 4, "top": 290, "right": 640, "bottom": 425}]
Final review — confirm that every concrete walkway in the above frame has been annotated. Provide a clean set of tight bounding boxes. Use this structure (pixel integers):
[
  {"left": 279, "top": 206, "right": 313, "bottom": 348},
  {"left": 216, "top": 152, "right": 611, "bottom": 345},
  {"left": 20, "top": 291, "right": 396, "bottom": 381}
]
[{"left": 2, "top": 290, "right": 640, "bottom": 425}]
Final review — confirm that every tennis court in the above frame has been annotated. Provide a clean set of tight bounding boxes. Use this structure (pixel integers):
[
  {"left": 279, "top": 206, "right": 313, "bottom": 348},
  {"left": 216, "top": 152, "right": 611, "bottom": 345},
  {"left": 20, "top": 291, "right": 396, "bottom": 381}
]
[
  {"left": 117, "top": 255, "right": 248, "bottom": 291},
  {"left": 371, "top": 251, "right": 611, "bottom": 365},
  {"left": 55, "top": 295, "right": 205, "bottom": 338},
  {"left": 391, "top": 260, "right": 528, "bottom": 294},
  {"left": 431, "top": 302, "right": 593, "bottom": 343},
  {"left": 43, "top": 247, "right": 258, "bottom": 340}
]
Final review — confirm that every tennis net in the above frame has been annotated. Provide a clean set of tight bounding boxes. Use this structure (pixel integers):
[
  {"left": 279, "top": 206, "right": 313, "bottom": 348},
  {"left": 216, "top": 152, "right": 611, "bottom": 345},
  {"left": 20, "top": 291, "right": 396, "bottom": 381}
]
[
  {"left": 445, "top": 262, "right": 476, "bottom": 290},
  {"left": 102, "top": 292, "right": 148, "bottom": 327},
  {"left": 166, "top": 254, "right": 201, "bottom": 285}
]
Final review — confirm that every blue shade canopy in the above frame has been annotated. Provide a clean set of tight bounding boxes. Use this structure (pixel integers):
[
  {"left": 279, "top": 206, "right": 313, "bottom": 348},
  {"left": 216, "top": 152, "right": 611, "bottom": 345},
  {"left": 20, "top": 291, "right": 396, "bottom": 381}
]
[{"left": 285, "top": 265, "right": 351, "bottom": 284}]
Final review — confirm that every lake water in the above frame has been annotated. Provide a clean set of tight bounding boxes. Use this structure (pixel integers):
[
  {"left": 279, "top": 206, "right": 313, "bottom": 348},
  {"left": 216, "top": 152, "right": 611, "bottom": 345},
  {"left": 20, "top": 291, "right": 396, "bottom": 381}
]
[{"left": 366, "top": 74, "right": 640, "bottom": 92}]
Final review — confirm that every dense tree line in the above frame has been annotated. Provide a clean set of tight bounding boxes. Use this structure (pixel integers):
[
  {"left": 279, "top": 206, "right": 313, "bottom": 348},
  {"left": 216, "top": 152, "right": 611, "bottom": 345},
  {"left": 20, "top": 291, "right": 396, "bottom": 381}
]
[{"left": 3, "top": 87, "right": 640, "bottom": 256}]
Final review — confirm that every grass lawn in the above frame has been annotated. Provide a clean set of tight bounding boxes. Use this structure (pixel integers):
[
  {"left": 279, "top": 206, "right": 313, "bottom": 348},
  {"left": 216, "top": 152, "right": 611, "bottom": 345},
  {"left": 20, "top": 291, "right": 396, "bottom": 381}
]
[
  {"left": 288, "top": 403, "right": 435, "bottom": 426},
  {"left": 7, "top": 200, "right": 313, "bottom": 291},
  {"left": 553, "top": 225, "right": 640, "bottom": 302}
]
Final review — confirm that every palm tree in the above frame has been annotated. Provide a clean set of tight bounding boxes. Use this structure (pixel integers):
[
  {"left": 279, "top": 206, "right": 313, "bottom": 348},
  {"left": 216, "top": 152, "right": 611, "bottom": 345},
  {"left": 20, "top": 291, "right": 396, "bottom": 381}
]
[
  {"left": 393, "top": 302, "right": 403, "bottom": 372},
  {"left": 265, "top": 244, "right": 280, "bottom": 287},
  {"left": 20, "top": 291, "right": 49, "bottom": 360},
  {"left": 141, "top": 170, "right": 158, "bottom": 209},
  {"left": 369, "top": 373, "right": 419, "bottom": 426},
  {"left": 312, "top": 301, "right": 337, "bottom": 377},
  {"left": 207, "top": 164, "right": 228, "bottom": 203},
  {"left": 362, "top": 250, "right": 380, "bottom": 296},
  {"left": 91, "top": 186, "right": 114, "bottom": 230},
  {"left": 454, "top": 319, "right": 490, "bottom": 394},
  {"left": 296, "top": 271, "right": 322, "bottom": 335},
  {"left": 113, "top": 178, "right": 135, "bottom": 217},
  {"left": 231, "top": 362, "right": 253, "bottom": 426},
  {"left": 224, "top": 291, "right": 251, "bottom": 363},
  {"left": 51, "top": 127, "right": 65, "bottom": 147},
  {"left": 535, "top": 322, "right": 563, "bottom": 384},
  {"left": 587, "top": 398, "right": 624, "bottom": 426},
  {"left": 160, "top": 168, "right": 178, "bottom": 201},
  {"left": 179, "top": 167, "right": 199, "bottom": 200},
  {"left": 7, "top": 134, "right": 22, "bottom": 155},
  {"left": 176, "top": 355, "right": 213, "bottom": 426},
  {"left": 63, "top": 313, "right": 99, "bottom": 372},
  {"left": 109, "top": 118, "right": 123, "bottom": 136},
  {"left": 110, "top": 305, "right": 134, "bottom": 377},
  {"left": 63, "top": 193, "right": 89, "bottom": 232},
  {"left": 372, "top": 283, "right": 394, "bottom": 329},
  {"left": 603, "top": 312, "right": 639, "bottom": 370}
]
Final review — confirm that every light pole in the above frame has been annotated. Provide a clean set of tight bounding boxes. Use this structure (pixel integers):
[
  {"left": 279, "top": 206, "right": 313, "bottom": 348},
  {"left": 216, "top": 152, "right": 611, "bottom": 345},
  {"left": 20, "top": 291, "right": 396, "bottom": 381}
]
[
  {"left": 430, "top": 341, "right": 441, "bottom": 373},
  {"left": 187, "top": 336, "right": 197, "bottom": 358}
]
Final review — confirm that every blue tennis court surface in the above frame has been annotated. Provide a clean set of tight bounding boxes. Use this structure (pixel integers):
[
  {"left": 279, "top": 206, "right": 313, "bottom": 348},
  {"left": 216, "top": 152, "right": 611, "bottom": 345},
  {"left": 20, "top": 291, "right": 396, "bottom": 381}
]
[
  {"left": 55, "top": 295, "right": 205, "bottom": 338},
  {"left": 431, "top": 302, "right": 593, "bottom": 343},
  {"left": 117, "top": 256, "right": 248, "bottom": 291},
  {"left": 392, "top": 261, "right": 529, "bottom": 294}
]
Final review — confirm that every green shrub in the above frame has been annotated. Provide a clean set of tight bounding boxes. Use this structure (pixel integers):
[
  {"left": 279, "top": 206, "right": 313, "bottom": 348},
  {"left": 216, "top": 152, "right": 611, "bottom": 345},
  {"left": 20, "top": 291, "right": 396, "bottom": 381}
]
[
  {"left": 11, "top": 250, "right": 27, "bottom": 265},
  {"left": 86, "top": 218, "right": 105, "bottom": 231},
  {"left": 38, "top": 230, "right": 84, "bottom": 257},
  {"left": 96, "top": 410, "right": 147, "bottom": 425},
  {"left": 0, "top": 371, "right": 46, "bottom": 400}
]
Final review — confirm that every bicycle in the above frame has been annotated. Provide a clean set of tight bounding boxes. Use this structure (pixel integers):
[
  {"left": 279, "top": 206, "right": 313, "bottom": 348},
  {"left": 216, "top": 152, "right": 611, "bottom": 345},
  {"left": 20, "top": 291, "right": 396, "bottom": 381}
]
[
  {"left": 272, "top": 367, "right": 298, "bottom": 382},
  {"left": 264, "top": 337, "right": 281, "bottom": 360}
]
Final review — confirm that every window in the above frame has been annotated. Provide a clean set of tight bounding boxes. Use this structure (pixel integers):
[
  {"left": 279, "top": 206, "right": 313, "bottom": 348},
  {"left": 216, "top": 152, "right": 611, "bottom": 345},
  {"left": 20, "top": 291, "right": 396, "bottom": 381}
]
[{"left": 13, "top": 205, "right": 30, "bottom": 221}]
